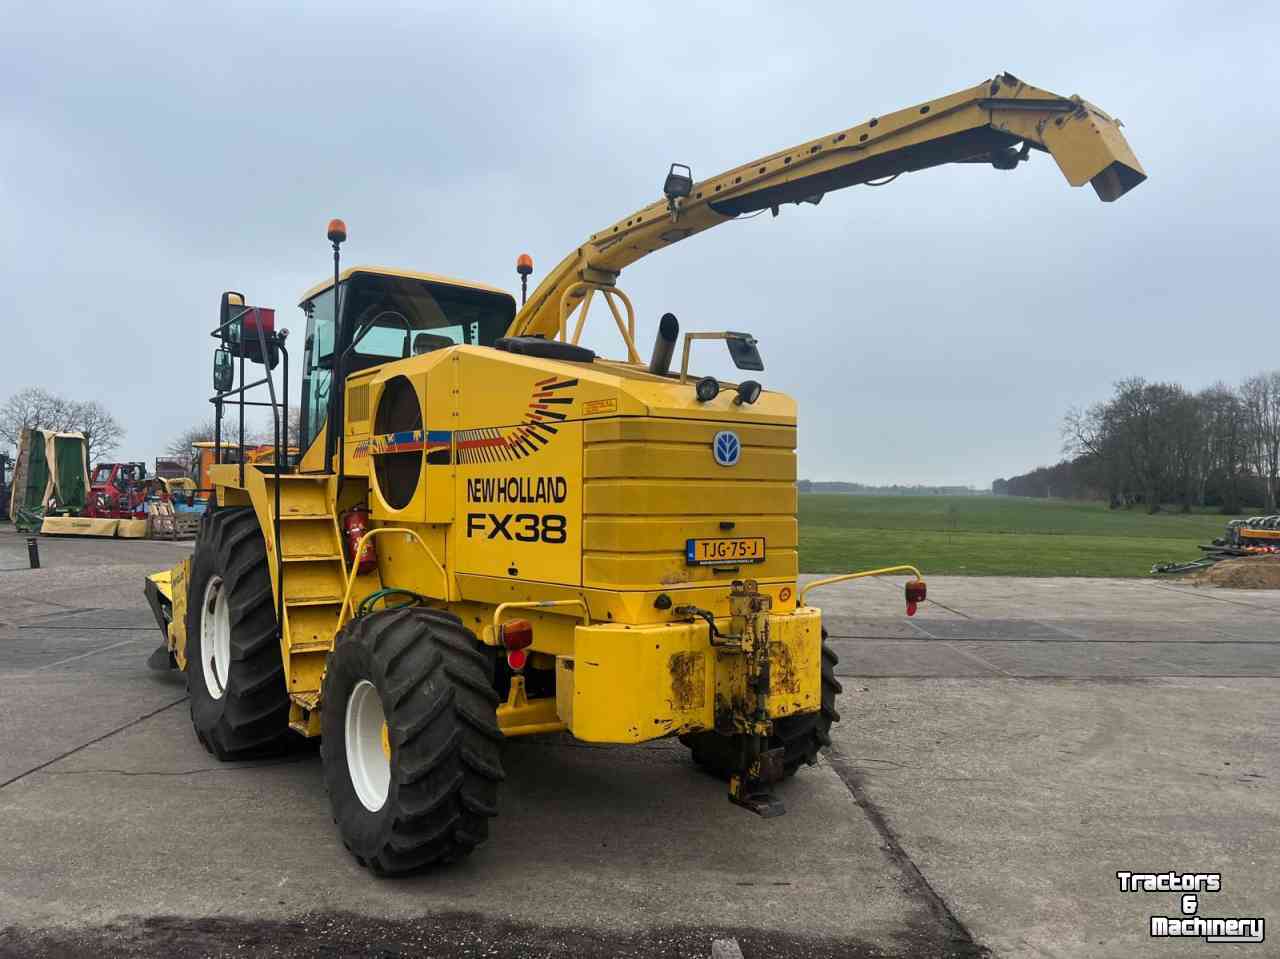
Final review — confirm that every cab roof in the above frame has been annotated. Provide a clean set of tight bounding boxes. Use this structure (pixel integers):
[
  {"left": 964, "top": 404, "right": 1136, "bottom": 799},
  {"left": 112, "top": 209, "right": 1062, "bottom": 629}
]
[{"left": 297, "top": 266, "right": 515, "bottom": 306}]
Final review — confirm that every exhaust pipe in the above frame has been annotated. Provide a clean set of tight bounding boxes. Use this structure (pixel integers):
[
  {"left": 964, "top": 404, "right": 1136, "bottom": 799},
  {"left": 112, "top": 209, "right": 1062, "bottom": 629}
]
[{"left": 648, "top": 312, "right": 679, "bottom": 375}]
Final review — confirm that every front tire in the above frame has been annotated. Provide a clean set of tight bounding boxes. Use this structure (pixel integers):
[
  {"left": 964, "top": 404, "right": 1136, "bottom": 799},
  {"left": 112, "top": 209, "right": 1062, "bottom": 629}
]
[
  {"left": 681, "top": 631, "right": 842, "bottom": 778},
  {"left": 321, "top": 607, "right": 505, "bottom": 875},
  {"left": 185, "top": 507, "right": 290, "bottom": 759}
]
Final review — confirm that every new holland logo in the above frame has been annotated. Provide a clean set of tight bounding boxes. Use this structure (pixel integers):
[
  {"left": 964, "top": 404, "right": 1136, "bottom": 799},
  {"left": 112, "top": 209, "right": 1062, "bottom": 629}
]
[{"left": 713, "top": 430, "right": 741, "bottom": 467}]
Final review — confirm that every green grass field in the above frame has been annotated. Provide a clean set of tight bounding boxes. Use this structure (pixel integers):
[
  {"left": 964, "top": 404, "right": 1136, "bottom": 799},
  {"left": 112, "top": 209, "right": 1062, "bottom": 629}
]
[{"left": 798, "top": 494, "right": 1232, "bottom": 577}]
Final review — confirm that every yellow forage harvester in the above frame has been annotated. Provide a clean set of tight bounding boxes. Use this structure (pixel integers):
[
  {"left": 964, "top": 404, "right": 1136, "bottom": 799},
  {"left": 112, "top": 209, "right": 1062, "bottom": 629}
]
[{"left": 143, "top": 73, "right": 1144, "bottom": 875}]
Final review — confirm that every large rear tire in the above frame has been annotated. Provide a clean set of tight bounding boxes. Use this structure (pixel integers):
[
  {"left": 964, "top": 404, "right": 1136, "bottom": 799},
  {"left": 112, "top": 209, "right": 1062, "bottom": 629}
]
[
  {"left": 681, "top": 631, "right": 842, "bottom": 778},
  {"left": 321, "top": 607, "right": 505, "bottom": 876},
  {"left": 185, "top": 507, "right": 290, "bottom": 759}
]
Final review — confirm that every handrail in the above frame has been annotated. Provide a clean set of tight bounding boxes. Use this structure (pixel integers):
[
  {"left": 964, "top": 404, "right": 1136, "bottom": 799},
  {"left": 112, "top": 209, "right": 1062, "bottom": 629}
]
[
  {"left": 799, "top": 564, "right": 923, "bottom": 607},
  {"left": 678, "top": 330, "right": 735, "bottom": 383},
  {"left": 207, "top": 302, "right": 289, "bottom": 631},
  {"left": 558, "top": 281, "right": 641, "bottom": 363},
  {"left": 492, "top": 598, "right": 591, "bottom": 637},
  {"left": 335, "top": 526, "right": 449, "bottom": 631}
]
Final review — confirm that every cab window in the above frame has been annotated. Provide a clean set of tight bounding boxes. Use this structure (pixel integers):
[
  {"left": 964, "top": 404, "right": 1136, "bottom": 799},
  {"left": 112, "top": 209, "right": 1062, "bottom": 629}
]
[{"left": 299, "top": 288, "right": 336, "bottom": 454}]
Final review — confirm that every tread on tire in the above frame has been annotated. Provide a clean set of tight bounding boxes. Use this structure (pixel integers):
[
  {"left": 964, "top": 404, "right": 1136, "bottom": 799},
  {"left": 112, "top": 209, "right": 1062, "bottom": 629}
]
[
  {"left": 321, "top": 606, "right": 505, "bottom": 875},
  {"left": 185, "top": 507, "right": 290, "bottom": 760}
]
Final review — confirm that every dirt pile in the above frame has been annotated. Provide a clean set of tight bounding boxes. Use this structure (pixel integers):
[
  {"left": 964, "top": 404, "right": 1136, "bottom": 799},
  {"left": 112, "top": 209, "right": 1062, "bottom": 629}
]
[{"left": 1195, "top": 556, "right": 1280, "bottom": 589}]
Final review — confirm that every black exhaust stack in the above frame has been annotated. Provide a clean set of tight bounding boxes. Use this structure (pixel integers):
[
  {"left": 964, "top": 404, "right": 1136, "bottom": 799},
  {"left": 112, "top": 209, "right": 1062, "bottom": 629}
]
[{"left": 648, "top": 312, "right": 679, "bottom": 376}]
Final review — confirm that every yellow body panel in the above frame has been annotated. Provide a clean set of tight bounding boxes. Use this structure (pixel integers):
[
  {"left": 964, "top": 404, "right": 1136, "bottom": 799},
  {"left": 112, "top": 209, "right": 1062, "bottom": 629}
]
[{"left": 562, "top": 607, "right": 821, "bottom": 743}]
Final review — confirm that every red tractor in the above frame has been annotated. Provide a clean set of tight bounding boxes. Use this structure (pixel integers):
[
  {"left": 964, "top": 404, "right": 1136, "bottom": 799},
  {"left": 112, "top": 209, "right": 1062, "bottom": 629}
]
[{"left": 84, "top": 462, "right": 149, "bottom": 518}]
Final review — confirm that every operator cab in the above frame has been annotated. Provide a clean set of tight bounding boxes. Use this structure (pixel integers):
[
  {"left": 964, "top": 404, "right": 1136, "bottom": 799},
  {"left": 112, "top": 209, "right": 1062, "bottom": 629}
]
[{"left": 297, "top": 268, "right": 516, "bottom": 459}]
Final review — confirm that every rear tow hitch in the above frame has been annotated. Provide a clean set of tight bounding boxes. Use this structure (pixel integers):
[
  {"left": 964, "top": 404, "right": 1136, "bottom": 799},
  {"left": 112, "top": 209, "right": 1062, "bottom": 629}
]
[
  {"left": 725, "top": 580, "right": 786, "bottom": 818},
  {"left": 729, "top": 742, "right": 787, "bottom": 818}
]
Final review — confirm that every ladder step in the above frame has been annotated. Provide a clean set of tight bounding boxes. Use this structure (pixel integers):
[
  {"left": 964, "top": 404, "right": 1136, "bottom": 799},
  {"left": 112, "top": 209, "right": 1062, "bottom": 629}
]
[
  {"left": 289, "top": 640, "right": 333, "bottom": 654},
  {"left": 286, "top": 595, "right": 345, "bottom": 608},
  {"left": 276, "top": 513, "right": 332, "bottom": 521},
  {"left": 282, "top": 553, "right": 343, "bottom": 563}
]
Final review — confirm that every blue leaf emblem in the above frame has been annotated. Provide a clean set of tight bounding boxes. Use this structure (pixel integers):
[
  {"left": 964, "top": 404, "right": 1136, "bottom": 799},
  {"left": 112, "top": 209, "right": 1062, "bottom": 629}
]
[{"left": 713, "top": 431, "right": 740, "bottom": 467}]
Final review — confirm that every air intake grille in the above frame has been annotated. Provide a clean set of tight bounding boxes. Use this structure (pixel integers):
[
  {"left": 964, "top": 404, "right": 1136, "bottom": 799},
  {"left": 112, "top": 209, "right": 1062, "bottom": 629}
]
[{"left": 348, "top": 384, "right": 370, "bottom": 424}]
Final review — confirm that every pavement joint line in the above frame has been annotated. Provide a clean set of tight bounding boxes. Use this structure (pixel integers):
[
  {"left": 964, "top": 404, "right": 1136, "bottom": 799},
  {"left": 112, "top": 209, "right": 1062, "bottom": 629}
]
[
  {"left": 905, "top": 620, "right": 937, "bottom": 639},
  {"left": 18, "top": 606, "right": 101, "bottom": 623},
  {"left": 938, "top": 642, "right": 1016, "bottom": 677},
  {"left": 1141, "top": 581, "right": 1280, "bottom": 612},
  {"left": 24, "top": 638, "right": 148, "bottom": 673},
  {"left": 41, "top": 755, "right": 316, "bottom": 778},
  {"left": 1038, "top": 619, "right": 1086, "bottom": 640},
  {"left": 0, "top": 696, "right": 189, "bottom": 790},
  {"left": 921, "top": 598, "right": 973, "bottom": 620},
  {"left": 825, "top": 744, "right": 989, "bottom": 958}
]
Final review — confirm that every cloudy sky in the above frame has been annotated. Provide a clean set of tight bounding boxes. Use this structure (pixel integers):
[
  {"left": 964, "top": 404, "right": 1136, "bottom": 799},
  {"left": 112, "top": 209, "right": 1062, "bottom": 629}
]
[{"left": 3, "top": 1, "right": 1276, "bottom": 486}]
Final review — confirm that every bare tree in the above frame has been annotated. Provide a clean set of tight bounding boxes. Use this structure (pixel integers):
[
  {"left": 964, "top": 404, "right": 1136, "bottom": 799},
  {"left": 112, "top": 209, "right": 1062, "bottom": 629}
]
[
  {"left": 1063, "top": 402, "right": 1128, "bottom": 505},
  {"left": 166, "top": 419, "right": 219, "bottom": 469},
  {"left": 70, "top": 400, "right": 124, "bottom": 464},
  {"left": 1199, "top": 384, "right": 1248, "bottom": 513},
  {"left": 1241, "top": 371, "right": 1280, "bottom": 512},
  {"left": 1166, "top": 390, "right": 1205, "bottom": 513},
  {"left": 246, "top": 406, "right": 302, "bottom": 450},
  {"left": 0, "top": 388, "right": 123, "bottom": 463},
  {"left": 0, "top": 387, "right": 73, "bottom": 451}
]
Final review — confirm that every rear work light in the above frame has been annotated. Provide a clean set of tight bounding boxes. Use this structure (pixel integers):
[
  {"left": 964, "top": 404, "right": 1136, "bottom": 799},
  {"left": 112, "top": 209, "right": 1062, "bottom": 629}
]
[
  {"left": 904, "top": 579, "right": 927, "bottom": 617},
  {"left": 499, "top": 618, "right": 533, "bottom": 671}
]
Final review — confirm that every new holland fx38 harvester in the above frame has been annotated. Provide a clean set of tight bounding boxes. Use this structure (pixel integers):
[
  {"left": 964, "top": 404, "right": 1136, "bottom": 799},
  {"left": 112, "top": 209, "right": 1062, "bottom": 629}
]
[{"left": 144, "top": 74, "right": 1145, "bottom": 874}]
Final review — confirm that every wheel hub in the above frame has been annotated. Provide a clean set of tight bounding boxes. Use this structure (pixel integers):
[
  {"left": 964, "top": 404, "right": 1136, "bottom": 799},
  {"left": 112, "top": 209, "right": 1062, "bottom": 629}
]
[
  {"left": 346, "top": 680, "right": 390, "bottom": 812},
  {"left": 199, "top": 575, "right": 231, "bottom": 700}
]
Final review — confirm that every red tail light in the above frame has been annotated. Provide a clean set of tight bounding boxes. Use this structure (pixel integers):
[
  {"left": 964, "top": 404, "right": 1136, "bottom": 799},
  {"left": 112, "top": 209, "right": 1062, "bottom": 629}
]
[
  {"left": 500, "top": 619, "right": 533, "bottom": 671},
  {"left": 499, "top": 618, "right": 533, "bottom": 651},
  {"left": 905, "top": 579, "right": 927, "bottom": 617}
]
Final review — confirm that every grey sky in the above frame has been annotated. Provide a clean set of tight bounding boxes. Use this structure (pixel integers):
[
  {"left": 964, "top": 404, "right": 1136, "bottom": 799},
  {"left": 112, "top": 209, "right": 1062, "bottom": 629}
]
[{"left": 4, "top": 1, "right": 1276, "bottom": 487}]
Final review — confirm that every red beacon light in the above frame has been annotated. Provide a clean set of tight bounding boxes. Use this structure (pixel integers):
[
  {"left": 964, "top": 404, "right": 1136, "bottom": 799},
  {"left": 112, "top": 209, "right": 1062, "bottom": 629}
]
[
  {"left": 904, "top": 579, "right": 927, "bottom": 617},
  {"left": 499, "top": 618, "right": 534, "bottom": 670}
]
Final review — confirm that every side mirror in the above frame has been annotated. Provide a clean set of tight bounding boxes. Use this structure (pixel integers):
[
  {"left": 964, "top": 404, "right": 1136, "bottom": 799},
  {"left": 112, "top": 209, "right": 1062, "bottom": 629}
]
[
  {"left": 725, "top": 331, "right": 764, "bottom": 371},
  {"left": 213, "top": 348, "right": 233, "bottom": 394},
  {"left": 219, "top": 290, "right": 280, "bottom": 369}
]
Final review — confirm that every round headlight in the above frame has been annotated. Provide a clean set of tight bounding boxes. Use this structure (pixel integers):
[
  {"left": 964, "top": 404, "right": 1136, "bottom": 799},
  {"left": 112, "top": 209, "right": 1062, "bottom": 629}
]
[{"left": 734, "top": 380, "right": 762, "bottom": 405}]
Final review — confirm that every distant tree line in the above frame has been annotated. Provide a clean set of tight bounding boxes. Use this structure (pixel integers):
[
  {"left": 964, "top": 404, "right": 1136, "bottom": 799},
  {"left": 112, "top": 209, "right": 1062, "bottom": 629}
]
[
  {"left": 799, "top": 481, "right": 984, "bottom": 496},
  {"left": 993, "top": 373, "right": 1280, "bottom": 514}
]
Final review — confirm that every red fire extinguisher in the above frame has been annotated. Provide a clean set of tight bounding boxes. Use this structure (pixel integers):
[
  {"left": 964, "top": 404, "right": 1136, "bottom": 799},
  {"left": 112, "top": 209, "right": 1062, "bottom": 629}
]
[{"left": 342, "top": 507, "right": 378, "bottom": 575}]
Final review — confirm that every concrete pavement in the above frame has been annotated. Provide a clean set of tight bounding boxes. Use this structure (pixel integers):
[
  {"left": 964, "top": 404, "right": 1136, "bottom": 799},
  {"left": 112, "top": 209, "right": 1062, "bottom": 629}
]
[{"left": 0, "top": 527, "right": 1275, "bottom": 957}]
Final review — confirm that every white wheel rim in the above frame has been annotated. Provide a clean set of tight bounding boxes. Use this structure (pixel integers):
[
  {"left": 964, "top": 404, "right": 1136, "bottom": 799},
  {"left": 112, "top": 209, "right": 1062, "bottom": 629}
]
[
  {"left": 200, "top": 575, "right": 232, "bottom": 701},
  {"left": 346, "top": 680, "right": 390, "bottom": 812}
]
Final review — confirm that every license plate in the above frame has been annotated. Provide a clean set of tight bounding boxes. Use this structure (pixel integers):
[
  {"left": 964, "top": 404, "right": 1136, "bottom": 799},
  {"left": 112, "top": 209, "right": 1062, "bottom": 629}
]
[{"left": 685, "top": 536, "right": 766, "bottom": 565}]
